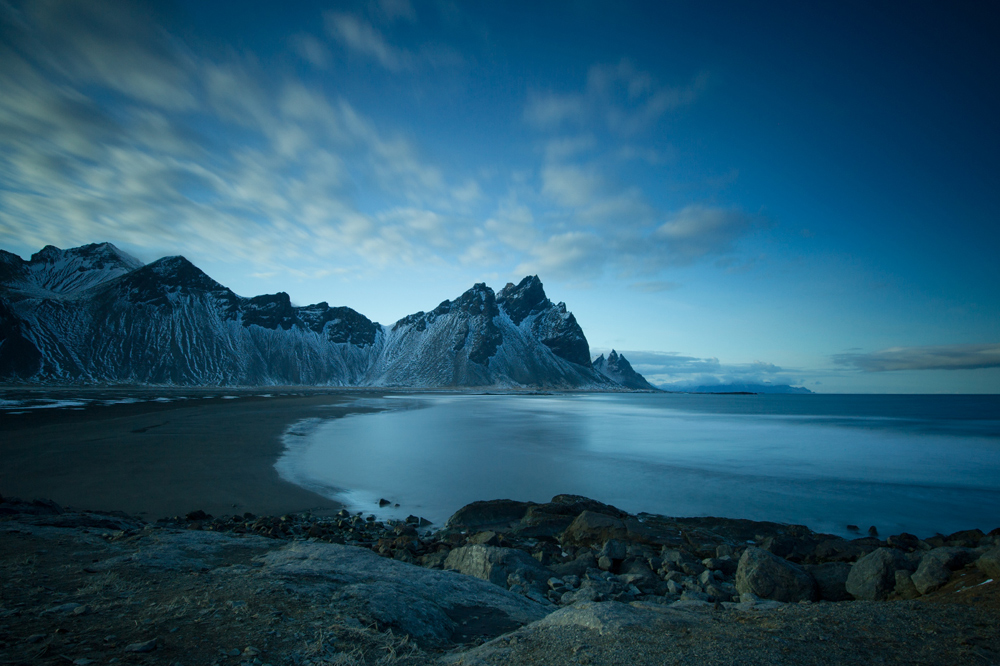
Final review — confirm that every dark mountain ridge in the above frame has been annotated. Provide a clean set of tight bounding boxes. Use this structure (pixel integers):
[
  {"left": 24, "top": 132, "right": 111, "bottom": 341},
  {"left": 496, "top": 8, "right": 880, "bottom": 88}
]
[{"left": 0, "top": 243, "right": 652, "bottom": 389}]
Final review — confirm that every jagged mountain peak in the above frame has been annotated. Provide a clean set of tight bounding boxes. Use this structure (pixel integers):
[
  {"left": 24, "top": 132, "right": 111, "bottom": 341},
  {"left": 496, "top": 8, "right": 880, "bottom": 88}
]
[
  {"left": 450, "top": 282, "right": 500, "bottom": 317},
  {"left": 497, "top": 275, "right": 549, "bottom": 325},
  {"left": 593, "top": 349, "right": 657, "bottom": 391},
  {"left": 143, "top": 255, "right": 223, "bottom": 288},
  {"left": 115, "top": 255, "right": 239, "bottom": 315}
]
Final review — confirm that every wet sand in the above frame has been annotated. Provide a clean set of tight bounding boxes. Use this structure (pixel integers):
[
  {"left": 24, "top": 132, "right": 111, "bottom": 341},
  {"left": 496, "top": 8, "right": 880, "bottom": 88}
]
[{"left": 0, "top": 388, "right": 386, "bottom": 520}]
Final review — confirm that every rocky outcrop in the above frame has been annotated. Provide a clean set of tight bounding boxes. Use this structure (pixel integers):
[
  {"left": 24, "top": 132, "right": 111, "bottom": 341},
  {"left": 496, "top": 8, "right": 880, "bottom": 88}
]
[
  {"left": 2, "top": 492, "right": 999, "bottom": 666},
  {"left": 3, "top": 508, "right": 997, "bottom": 666},
  {"left": 445, "top": 499, "right": 536, "bottom": 531},
  {"left": 260, "top": 541, "right": 548, "bottom": 647},
  {"left": 497, "top": 276, "right": 593, "bottom": 367}
]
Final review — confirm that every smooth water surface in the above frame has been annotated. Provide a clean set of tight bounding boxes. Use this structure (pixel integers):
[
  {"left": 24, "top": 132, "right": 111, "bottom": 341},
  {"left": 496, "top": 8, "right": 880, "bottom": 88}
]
[{"left": 276, "top": 393, "right": 1000, "bottom": 537}]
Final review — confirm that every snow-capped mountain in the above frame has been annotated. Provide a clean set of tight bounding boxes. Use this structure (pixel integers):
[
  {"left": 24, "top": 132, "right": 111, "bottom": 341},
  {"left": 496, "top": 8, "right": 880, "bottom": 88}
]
[
  {"left": 1, "top": 243, "right": 144, "bottom": 296},
  {"left": 0, "top": 243, "right": 652, "bottom": 389},
  {"left": 592, "top": 349, "right": 657, "bottom": 390}
]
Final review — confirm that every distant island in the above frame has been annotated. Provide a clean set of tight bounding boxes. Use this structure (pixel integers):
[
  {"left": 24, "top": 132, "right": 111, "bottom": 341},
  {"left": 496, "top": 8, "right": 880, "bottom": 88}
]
[{"left": 668, "top": 383, "right": 814, "bottom": 394}]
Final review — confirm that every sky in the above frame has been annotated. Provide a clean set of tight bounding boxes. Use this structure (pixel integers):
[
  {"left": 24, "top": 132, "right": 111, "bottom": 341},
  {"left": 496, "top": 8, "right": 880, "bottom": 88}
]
[{"left": 1, "top": 0, "right": 998, "bottom": 393}]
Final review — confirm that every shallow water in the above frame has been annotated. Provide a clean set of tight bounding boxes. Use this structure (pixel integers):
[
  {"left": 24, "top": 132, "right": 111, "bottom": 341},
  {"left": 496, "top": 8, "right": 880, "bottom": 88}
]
[{"left": 275, "top": 393, "right": 1000, "bottom": 537}]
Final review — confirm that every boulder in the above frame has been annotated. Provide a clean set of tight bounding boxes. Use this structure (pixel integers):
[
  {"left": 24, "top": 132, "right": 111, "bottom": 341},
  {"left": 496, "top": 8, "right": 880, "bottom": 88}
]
[
  {"left": 886, "top": 533, "right": 920, "bottom": 552},
  {"left": 760, "top": 535, "right": 820, "bottom": 562},
  {"left": 894, "top": 571, "right": 921, "bottom": 600},
  {"left": 734, "top": 546, "right": 817, "bottom": 602},
  {"left": 946, "top": 529, "right": 984, "bottom": 548},
  {"left": 561, "top": 511, "right": 629, "bottom": 547},
  {"left": 702, "top": 557, "right": 737, "bottom": 577},
  {"left": 549, "top": 494, "right": 628, "bottom": 518},
  {"left": 803, "top": 562, "right": 852, "bottom": 601},
  {"left": 467, "top": 531, "right": 501, "bottom": 547},
  {"left": 512, "top": 506, "right": 576, "bottom": 538},
  {"left": 813, "top": 537, "right": 881, "bottom": 563},
  {"left": 444, "top": 545, "right": 552, "bottom": 593},
  {"left": 445, "top": 499, "right": 534, "bottom": 531},
  {"left": 975, "top": 548, "right": 1000, "bottom": 579},
  {"left": 911, "top": 556, "right": 951, "bottom": 595},
  {"left": 845, "top": 548, "right": 909, "bottom": 600},
  {"left": 618, "top": 560, "right": 658, "bottom": 592},
  {"left": 548, "top": 551, "right": 597, "bottom": 578},
  {"left": 662, "top": 549, "right": 705, "bottom": 576},
  {"left": 923, "top": 547, "right": 975, "bottom": 571}
]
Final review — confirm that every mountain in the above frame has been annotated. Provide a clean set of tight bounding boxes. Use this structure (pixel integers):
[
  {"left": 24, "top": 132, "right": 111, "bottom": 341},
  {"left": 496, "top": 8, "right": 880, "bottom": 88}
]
[
  {"left": 672, "top": 383, "right": 814, "bottom": 394},
  {"left": 0, "top": 243, "right": 652, "bottom": 389},
  {"left": 1, "top": 243, "right": 144, "bottom": 296},
  {"left": 592, "top": 350, "right": 658, "bottom": 390}
]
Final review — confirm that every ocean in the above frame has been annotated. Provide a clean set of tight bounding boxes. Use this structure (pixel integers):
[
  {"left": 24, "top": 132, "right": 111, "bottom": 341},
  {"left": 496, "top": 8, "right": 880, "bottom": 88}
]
[{"left": 275, "top": 393, "right": 1000, "bottom": 538}]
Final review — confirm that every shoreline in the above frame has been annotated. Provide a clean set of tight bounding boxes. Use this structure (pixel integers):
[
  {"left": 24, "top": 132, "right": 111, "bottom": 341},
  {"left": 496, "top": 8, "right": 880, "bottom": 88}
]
[
  {"left": 0, "top": 388, "right": 390, "bottom": 519},
  {"left": 5, "top": 387, "right": 1000, "bottom": 537}
]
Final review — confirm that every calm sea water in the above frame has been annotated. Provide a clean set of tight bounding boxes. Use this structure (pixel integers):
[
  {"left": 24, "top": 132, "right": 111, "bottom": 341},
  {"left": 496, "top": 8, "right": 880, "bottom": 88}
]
[{"left": 275, "top": 393, "right": 1000, "bottom": 538}]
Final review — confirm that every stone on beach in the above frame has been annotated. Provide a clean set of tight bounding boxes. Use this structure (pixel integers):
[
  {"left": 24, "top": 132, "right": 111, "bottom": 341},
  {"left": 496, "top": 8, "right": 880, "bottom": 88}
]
[
  {"left": 734, "top": 546, "right": 817, "bottom": 602},
  {"left": 893, "top": 570, "right": 922, "bottom": 600},
  {"left": 804, "top": 562, "right": 852, "bottom": 602},
  {"left": 845, "top": 547, "right": 912, "bottom": 601},
  {"left": 444, "top": 544, "right": 553, "bottom": 595},
  {"left": 923, "top": 546, "right": 976, "bottom": 571},
  {"left": 445, "top": 499, "right": 535, "bottom": 531},
  {"left": 911, "top": 555, "right": 952, "bottom": 595},
  {"left": 976, "top": 547, "right": 1000, "bottom": 579},
  {"left": 561, "top": 511, "right": 630, "bottom": 547}
]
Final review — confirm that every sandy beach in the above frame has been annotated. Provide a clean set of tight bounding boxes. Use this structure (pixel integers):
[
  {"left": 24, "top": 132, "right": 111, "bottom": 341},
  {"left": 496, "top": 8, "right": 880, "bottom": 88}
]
[{"left": 0, "top": 388, "right": 387, "bottom": 519}]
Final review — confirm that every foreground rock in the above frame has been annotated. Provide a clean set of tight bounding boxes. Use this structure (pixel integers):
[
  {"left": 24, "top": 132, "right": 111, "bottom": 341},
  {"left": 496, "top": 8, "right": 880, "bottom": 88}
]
[
  {"left": 259, "top": 542, "right": 547, "bottom": 646},
  {"left": 2, "top": 495, "right": 999, "bottom": 664},
  {"left": 846, "top": 548, "right": 913, "bottom": 601},
  {"left": 735, "top": 547, "right": 817, "bottom": 602}
]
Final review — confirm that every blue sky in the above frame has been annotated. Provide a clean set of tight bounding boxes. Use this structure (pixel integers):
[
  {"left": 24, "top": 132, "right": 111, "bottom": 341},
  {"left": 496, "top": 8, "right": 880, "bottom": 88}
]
[{"left": 1, "top": 0, "right": 998, "bottom": 392}]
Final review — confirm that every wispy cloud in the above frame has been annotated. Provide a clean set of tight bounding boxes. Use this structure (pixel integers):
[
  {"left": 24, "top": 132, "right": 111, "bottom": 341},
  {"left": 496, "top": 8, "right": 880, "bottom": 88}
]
[
  {"left": 290, "top": 34, "right": 332, "bottom": 69},
  {"left": 0, "top": 1, "right": 758, "bottom": 291},
  {"left": 655, "top": 205, "right": 756, "bottom": 264},
  {"left": 834, "top": 344, "right": 1000, "bottom": 372},
  {"left": 525, "top": 59, "right": 707, "bottom": 134},
  {"left": 628, "top": 280, "right": 681, "bottom": 292},
  {"left": 324, "top": 12, "right": 411, "bottom": 71},
  {"left": 0, "top": 1, "right": 475, "bottom": 278}
]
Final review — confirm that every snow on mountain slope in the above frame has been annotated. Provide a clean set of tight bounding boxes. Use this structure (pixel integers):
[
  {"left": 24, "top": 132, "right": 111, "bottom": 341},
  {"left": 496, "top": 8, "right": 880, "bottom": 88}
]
[
  {"left": 366, "top": 280, "right": 607, "bottom": 388},
  {"left": 1, "top": 242, "right": 645, "bottom": 389},
  {"left": 3, "top": 250, "right": 382, "bottom": 385},
  {"left": 2, "top": 243, "right": 145, "bottom": 296}
]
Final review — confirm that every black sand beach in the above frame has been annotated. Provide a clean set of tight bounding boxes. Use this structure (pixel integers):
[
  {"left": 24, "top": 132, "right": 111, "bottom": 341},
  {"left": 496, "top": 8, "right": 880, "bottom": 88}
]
[{"left": 0, "top": 388, "right": 384, "bottom": 519}]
